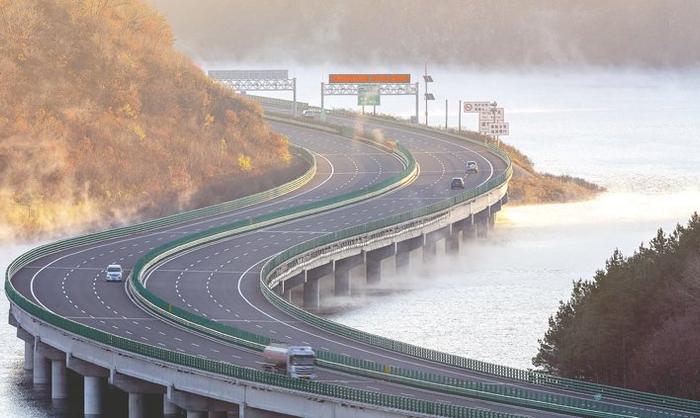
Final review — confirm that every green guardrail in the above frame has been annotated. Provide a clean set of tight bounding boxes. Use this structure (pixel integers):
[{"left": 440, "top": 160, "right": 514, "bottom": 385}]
[
  {"left": 4, "top": 282, "right": 520, "bottom": 418},
  {"left": 258, "top": 119, "right": 700, "bottom": 416},
  {"left": 128, "top": 133, "right": 417, "bottom": 346},
  {"left": 4, "top": 116, "right": 521, "bottom": 418}
]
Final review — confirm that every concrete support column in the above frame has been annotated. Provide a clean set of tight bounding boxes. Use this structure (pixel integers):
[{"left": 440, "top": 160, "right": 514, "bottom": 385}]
[
  {"left": 302, "top": 277, "right": 320, "bottom": 310},
  {"left": 282, "top": 287, "right": 292, "bottom": 302},
  {"left": 164, "top": 394, "right": 179, "bottom": 417},
  {"left": 33, "top": 347, "right": 49, "bottom": 384},
  {"left": 423, "top": 240, "right": 437, "bottom": 263},
  {"left": 84, "top": 376, "right": 103, "bottom": 416},
  {"left": 365, "top": 257, "right": 381, "bottom": 284},
  {"left": 334, "top": 267, "right": 350, "bottom": 297},
  {"left": 24, "top": 340, "right": 33, "bottom": 371},
  {"left": 186, "top": 411, "right": 206, "bottom": 418},
  {"left": 51, "top": 359, "right": 68, "bottom": 399},
  {"left": 395, "top": 249, "right": 410, "bottom": 274},
  {"left": 489, "top": 212, "right": 496, "bottom": 228},
  {"left": 446, "top": 231, "right": 460, "bottom": 254},
  {"left": 128, "top": 393, "right": 146, "bottom": 418},
  {"left": 476, "top": 219, "right": 489, "bottom": 238},
  {"left": 462, "top": 221, "right": 477, "bottom": 241}
]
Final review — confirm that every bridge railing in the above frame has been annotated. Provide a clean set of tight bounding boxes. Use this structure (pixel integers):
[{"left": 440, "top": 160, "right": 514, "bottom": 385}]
[
  {"left": 258, "top": 116, "right": 700, "bottom": 416},
  {"left": 5, "top": 118, "right": 526, "bottom": 418}
]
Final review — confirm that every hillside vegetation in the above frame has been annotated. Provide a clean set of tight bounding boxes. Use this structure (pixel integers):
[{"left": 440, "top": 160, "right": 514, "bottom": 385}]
[
  {"left": 534, "top": 213, "right": 700, "bottom": 399},
  {"left": 0, "top": 0, "right": 299, "bottom": 241}
]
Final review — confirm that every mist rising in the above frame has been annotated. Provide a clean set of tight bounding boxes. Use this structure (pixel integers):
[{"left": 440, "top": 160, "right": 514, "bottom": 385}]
[{"left": 147, "top": 0, "right": 700, "bottom": 69}]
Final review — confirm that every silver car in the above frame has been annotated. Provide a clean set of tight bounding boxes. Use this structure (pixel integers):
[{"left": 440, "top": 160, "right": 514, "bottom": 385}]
[
  {"left": 105, "top": 264, "right": 123, "bottom": 282},
  {"left": 466, "top": 161, "right": 479, "bottom": 174}
]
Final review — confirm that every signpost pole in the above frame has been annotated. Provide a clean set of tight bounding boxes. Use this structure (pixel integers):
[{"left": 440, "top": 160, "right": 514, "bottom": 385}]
[
  {"left": 292, "top": 77, "right": 297, "bottom": 117},
  {"left": 424, "top": 63, "right": 428, "bottom": 126},
  {"left": 321, "top": 82, "right": 325, "bottom": 111},
  {"left": 373, "top": 105, "right": 376, "bottom": 116},
  {"left": 415, "top": 83, "right": 419, "bottom": 124},
  {"left": 445, "top": 99, "right": 448, "bottom": 130},
  {"left": 458, "top": 100, "right": 462, "bottom": 134}
]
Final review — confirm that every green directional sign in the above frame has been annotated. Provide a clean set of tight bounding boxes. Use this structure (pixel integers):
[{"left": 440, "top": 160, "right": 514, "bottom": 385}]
[{"left": 358, "top": 85, "right": 380, "bottom": 106}]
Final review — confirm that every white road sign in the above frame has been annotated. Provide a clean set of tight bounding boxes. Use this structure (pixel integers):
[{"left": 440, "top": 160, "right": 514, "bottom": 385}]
[
  {"left": 488, "top": 122, "right": 510, "bottom": 136},
  {"left": 478, "top": 108, "right": 504, "bottom": 124},
  {"left": 463, "top": 101, "right": 494, "bottom": 113}
]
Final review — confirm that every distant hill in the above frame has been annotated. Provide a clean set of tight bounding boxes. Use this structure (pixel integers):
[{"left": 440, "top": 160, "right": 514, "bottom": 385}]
[
  {"left": 0, "top": 0, "right": 301, "bottom": 241},
  {"left": 148, "top": 0, "right": 700, "bottom": 68}
]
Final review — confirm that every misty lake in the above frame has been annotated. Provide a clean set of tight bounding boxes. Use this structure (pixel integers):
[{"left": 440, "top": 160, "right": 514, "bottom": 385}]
[{"left": 2, "top": 69, "right": 700, "bottom": 416}]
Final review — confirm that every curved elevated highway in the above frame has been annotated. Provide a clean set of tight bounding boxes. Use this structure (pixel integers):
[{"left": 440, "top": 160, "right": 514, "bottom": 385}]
[{"left": 7, "top": 112, "right": 700, "bottom": 418}]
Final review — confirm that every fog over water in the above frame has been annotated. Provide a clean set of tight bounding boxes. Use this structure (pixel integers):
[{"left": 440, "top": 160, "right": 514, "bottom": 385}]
[
  {"left": 1, "top": 69, "right": 699, "bottom": 415},
  {"left": 317, "top": 69, "right": 700, "bottom": 368}
]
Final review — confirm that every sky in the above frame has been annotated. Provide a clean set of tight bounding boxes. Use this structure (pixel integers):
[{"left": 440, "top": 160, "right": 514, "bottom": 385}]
[{"left": 147, "top": 0, "right": 700, "bottom": 69}]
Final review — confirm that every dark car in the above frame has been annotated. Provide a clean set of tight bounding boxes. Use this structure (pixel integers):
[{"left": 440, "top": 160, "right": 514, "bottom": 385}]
[{"left": 451, "top": 177, "right": 465, "bottom": 189}]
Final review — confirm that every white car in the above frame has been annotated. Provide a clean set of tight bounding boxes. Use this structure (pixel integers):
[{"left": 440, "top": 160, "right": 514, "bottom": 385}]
[
  {"left": 105, "top": 264, "right": 123, "bottom": 282},
  {"left": 466, "top": 161, "right": 479, "bottom": 174},
  {"left": 302, "top": 109, "right": 319, "bottom": 118}
]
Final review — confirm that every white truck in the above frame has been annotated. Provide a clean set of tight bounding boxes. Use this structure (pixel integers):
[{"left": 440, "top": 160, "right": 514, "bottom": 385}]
[{"left": 262, "top": 344, "right": 316, "bottom": 379}]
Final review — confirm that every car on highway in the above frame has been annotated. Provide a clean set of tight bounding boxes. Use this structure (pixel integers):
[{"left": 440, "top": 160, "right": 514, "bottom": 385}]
[
  {"left": 105, "top": 264, "right": 123, "bottom": 282},
  {"left": 301, "top": 109, "right": 317, "bottom": 118},
  {"left": 450, "top": 177, "right": 465, "bottom": 189},
  {"left": 466, "top": 160, "right": 479, "bottom": 173}
]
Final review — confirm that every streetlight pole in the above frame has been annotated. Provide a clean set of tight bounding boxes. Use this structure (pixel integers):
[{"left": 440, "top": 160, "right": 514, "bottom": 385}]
[
  {"left": 423, "top": 63, "right": 434, "bottom": 126},
  {"left": 445, "top": 99, "right": 448, "bottom": 130},
  {"left": 458, "top": 100, "right": 462, "bottom": 134}
]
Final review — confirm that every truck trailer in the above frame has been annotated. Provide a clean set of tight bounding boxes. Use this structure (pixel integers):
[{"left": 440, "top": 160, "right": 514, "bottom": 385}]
[{"left": 261, "top": 344, "right": 316, "bottom": 379}]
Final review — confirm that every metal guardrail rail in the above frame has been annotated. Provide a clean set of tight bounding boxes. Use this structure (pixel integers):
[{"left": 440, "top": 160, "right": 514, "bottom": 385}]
[
  {"left": 131, "top": 116, "right": 697, "bottom": 417},
  {"left": 2, "top": 118, "right": 527, "bottom": 418}
]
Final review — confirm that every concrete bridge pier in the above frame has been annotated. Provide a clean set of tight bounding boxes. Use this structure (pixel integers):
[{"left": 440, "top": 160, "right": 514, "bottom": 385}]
[
  {"left": 303, "top": 263, "right": 333, "bottom": 310},
  {"left": 163, "top": 395, "right": 180, "bottom": 417},
  {"left": 67, "top": 355, "right": 109, "bottom": 416},
  {"left": 110, "top": 371, "right": 165, "bottom": 418},
  {"left": 446, "top": 226, "right": 460, "bottom": 255},
  {"left": 35, "top": 340, "right": 67, "bottom": 398},
  {"left": 32, "top": 340, "right": 49, "bottom": 384},
  {"left": 395, "top": 236, "right": 423, "bottom": 274},
  {"left": 461, "top": 214, "right": 477, "bottom": 241},
  {"left": 16, "top": 327, "right": 34, "bottom": 371},
  {"left": 50, "top": 359, "right": 68, "bottom": 399},
  {"left": 24, "top": 341, "right": 34, "bottom": 370},
  {"left": 280, "top": 271, "right": 306, "bottom": 304},
  {"left": 365, "top": 244, "right": 396, "bottom": 284},
  {"left": 424, "top": 227, "right": 449, "bottom": 263},
  {"left": 334, "top": 253, "right": 364, "bottom": 296},
  {"left": 475, "top": 210, "right": 490, "bottom": 238}
]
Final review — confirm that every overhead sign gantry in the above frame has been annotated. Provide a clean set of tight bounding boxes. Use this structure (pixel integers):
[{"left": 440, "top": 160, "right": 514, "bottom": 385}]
[
  {"left": 322, "top": 74, "right": 419, "bottom": 123},
  {"left": 208, "top": 69, "right": 298, "bottom": 115}
]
